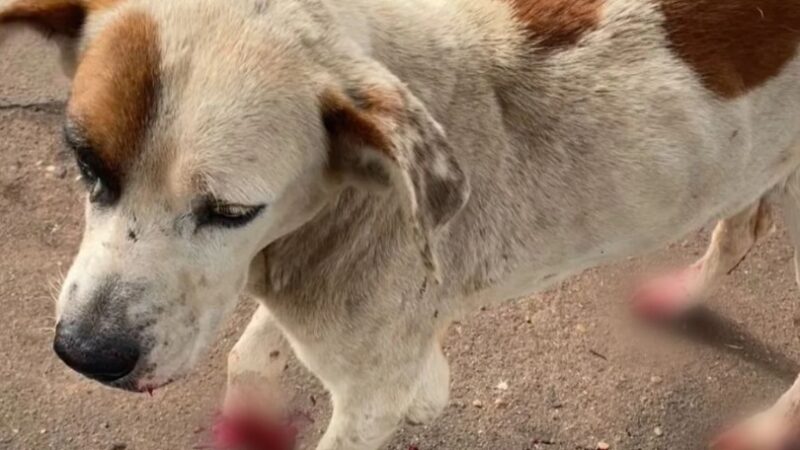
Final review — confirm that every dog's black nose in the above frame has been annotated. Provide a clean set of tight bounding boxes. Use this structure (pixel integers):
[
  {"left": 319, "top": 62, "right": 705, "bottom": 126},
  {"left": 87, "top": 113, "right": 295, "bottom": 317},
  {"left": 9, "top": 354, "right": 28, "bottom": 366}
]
[{"left": 53, "top": 321, "right": 140, "bottom": 383}]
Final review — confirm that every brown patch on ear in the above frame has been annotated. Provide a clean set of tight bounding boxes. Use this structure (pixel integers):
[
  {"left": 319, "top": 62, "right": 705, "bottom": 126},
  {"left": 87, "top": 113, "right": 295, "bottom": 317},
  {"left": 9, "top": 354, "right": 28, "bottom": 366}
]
[
  {"left": 661, "top": 1, "right": 800, "bottom": 98},
  {"left": 345, "top": 86, "right": 405, "bottom": 118},
  {"left": 67, "top": 9, "right": 160, "bottom": 178},
  {"left": 321, "top": 89, "right": 396, "bottom": 188},
  {"left": 0, "top": 0, "right": 118, "bottom": 37},
  {"left": 320, "top": 89, "right": 392, "bottom": 158},
  {"left": 505, "top": 0, "right": 603, "bottom": 48}
]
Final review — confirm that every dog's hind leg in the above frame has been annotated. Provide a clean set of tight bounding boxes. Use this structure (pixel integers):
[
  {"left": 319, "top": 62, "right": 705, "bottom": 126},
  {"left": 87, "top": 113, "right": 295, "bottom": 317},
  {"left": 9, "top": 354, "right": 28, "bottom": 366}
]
[
  {"left": 709, "top": 171, "right": 800, "bottom": 450},
  {"left": 224, "top": 304, "right": 290, "bottom": 416},
  {"left": 779, "top": 170, "right": 800, "bottom": 288},
  {"left": 710, "top": 373, "right": 800, "bottom": 450},
  {"left": 632, "top": 200, "right": 773, "bottom": 321}
]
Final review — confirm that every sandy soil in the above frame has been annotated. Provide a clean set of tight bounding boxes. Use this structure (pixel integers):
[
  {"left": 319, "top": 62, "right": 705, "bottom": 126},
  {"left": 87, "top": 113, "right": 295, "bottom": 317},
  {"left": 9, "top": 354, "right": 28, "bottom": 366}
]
[{"left": 2, "top": 30, "right": 800, "bottom": 450}]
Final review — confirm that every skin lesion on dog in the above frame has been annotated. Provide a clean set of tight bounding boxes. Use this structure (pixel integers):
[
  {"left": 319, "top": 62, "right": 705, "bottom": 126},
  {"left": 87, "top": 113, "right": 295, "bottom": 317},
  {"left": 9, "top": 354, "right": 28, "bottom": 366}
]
[{"left": 253, "top": 0, "right": 269, "bottom": 15}]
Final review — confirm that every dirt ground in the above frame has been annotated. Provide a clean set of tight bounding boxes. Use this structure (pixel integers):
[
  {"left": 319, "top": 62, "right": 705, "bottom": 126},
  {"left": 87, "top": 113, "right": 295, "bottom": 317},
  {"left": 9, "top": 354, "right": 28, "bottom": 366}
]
[{"left": 2, "top": 31, "right": 800, "bottom": 450}]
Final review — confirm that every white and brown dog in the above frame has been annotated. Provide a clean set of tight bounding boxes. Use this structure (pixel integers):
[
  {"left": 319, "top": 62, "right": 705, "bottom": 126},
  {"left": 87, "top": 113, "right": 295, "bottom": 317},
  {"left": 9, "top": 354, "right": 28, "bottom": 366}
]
[{"left": 2, "top": 0, "right": 800, "bottom": 448}]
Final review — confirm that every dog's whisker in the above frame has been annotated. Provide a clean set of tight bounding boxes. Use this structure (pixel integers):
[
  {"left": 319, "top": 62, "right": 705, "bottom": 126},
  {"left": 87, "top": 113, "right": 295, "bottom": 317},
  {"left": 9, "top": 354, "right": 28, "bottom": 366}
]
[{"left": 45, "top": 270, "right": 67, "bottom": 305}]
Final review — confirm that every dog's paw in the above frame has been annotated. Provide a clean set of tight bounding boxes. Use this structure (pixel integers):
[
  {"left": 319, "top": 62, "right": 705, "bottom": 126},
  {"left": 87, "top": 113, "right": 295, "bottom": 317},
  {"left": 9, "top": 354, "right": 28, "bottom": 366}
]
[
  {"left": 631, "top": 264, "right": 703, "bottom": 321},
  {"left": 208, "top": 412, "right": 299, "bottom": 450},
  {"left": 711, "top": 411, "right": 799, "bottom": 450},
  {"left": 206, "top": 386, "right": 311, "bottom": 450},
  {"left": 223, "top": 380, "right": 286, "bottom": 420}
]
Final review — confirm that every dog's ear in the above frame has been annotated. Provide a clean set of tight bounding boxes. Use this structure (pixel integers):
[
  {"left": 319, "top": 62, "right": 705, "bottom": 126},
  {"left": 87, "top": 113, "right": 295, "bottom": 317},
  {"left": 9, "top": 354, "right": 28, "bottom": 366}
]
[
  {"left": 0, "top": 0, "right": 118, "bottom": 37},
  {"left": 321, "top": 85, "right": 470, "bottom": 281},
  {"left": 0, "top": 0, "right": 119, "bottom": 72}
]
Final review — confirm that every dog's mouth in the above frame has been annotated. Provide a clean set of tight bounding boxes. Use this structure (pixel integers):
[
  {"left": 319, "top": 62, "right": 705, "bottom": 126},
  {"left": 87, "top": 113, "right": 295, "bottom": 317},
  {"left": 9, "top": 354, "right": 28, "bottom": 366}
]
[
  {"left": 136, "top": 379, "right": 176, "bottom": 395},
  {"left": 108, "top": 377, "right": 176, "bottom": 395},
  {"left": 101, "top": 364, "right": 178, "bottom": 395}
]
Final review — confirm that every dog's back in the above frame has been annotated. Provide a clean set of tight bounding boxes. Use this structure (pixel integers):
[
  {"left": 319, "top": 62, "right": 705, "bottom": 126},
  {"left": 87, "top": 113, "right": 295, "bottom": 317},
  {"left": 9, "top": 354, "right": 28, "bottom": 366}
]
[{"left": 393, "top": 0, "right": 800, "bottom": 306}]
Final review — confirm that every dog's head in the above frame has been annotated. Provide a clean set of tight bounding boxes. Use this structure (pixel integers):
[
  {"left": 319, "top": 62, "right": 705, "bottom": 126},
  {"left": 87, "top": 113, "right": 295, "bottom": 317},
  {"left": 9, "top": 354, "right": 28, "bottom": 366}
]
[{"left": 1, "top": 0, "right": 468, "bottom": 391}]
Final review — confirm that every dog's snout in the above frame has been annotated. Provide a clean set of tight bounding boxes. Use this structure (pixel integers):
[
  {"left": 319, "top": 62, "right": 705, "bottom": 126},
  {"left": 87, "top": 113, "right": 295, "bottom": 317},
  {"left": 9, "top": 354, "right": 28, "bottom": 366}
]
[{"left": 53, "top": 321, "right": 140, "bottom": 383}]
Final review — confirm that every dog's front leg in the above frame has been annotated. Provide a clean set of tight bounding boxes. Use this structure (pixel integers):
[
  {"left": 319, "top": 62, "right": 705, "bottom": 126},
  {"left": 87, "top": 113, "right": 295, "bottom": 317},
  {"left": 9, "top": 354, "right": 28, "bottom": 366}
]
[
  {"left": 305, "top": 340, "right": 443, "bottom": 450},
  {"left": 225, "top": 304, "right": 290, "bottom": 416},
  {"left": 316, "top": 388, "right": 412, "bottom": 450}
]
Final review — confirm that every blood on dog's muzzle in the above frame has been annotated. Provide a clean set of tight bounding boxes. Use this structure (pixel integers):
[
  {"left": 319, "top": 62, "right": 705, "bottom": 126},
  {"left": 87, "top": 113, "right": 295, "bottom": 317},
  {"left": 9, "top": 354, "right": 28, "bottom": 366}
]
[{"left": 53, "top": 321, "right": 140, "bottom": 383}]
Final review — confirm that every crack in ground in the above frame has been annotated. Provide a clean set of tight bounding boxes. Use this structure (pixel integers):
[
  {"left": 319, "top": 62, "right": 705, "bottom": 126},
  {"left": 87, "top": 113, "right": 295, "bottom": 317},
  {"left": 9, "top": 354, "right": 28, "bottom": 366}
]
[{"left": 0, "top": 100, "right": 65, "bottom": 114}]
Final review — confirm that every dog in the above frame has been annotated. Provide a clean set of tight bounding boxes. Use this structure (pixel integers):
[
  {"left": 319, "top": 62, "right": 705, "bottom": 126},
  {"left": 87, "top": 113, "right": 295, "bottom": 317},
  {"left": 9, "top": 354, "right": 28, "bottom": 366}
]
[{"left": 2, "top": 0, "right": 800, "bottom": 448}]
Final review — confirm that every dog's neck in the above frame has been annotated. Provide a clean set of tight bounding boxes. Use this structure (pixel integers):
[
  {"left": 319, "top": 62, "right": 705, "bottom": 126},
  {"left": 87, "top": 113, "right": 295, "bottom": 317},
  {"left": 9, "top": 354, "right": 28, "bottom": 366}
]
[
  {"left": 257, "top": 0, "right": 551, "bottom": 311},
  {"left": 326, "top": 0, "right": 521, "bottom": 110}
]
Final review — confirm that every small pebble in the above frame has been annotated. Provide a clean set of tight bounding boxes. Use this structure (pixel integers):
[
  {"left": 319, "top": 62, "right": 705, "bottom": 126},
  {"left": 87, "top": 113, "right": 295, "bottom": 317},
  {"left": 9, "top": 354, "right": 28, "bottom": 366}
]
[
  {"left": 496, "top": 381, "right": 509, "bottom": 391},
  {"left": 494, "top": 398, "right": 508, "bottom": 408},
  {"left": 472, "top": 399, "right": 484, "bottom": 408},
  {"left": 598, "top": 442, "right": 610, "bottom": 450},
  {"left": 654, "top": 427, "right": 663, "bottom": 437}
]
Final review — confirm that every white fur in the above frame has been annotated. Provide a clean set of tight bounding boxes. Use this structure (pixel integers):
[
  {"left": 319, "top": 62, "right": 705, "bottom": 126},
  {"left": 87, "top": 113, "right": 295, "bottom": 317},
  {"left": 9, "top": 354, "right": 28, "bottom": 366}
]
[{"left": 3, "top": 0, "right": 800, "bottom": 447}]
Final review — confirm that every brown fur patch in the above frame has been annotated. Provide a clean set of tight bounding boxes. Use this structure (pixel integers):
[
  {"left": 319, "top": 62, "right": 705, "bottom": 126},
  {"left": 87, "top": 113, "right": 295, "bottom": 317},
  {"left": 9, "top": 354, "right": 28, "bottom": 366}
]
[
  {"left": 321, "top": 89, "right": 393, "bottom": 158},
  {"left": 0, "top": 0, "right": 118, "bottom": 37},
  {"left": 67, "top": 10, "right": 160, "bottom": 177},
  {"left": 346, "top": 86, "right": 405, "bottom": 119},
  {"left": 505, "top": 0, "right": 603, "bottom": 48},
  {"left": 320, "top": 88, "right": 402, "bottom": 189},
  {"left": 661, "top": 1, "right": 800, "bottom": 98}
]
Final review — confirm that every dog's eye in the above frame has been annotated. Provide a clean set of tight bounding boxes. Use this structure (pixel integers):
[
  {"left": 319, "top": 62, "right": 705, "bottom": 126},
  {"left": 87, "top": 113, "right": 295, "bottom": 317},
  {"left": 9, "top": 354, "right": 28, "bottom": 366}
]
[
  {"left": 65, "top": 124, "right": 118, "bottom": 205},
  {"left": 197, "top": 201, "right": 265, "bottom": 229},
  {"left": 77, "top": 158, "right": 97, "bottom": 183},
  {"left": 76, "top": 157, "right": 115, "bottom": 205}
]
